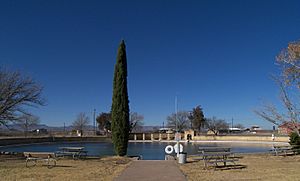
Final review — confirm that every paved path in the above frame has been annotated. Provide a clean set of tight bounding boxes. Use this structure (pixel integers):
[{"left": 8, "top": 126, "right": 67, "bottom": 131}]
[{"left": 114, "top": 160, "right": 187, "bottom": 181}]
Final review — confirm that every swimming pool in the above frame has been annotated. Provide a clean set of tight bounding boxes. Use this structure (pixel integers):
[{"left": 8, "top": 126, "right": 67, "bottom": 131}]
[{"left": 0, "top": 141, "right": 273, "bottom": 160}]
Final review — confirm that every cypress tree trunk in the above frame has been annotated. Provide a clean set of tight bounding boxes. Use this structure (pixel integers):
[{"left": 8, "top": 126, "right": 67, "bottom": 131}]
[{"left": 111, "top": 40, "right": 130, "bottom": 156}]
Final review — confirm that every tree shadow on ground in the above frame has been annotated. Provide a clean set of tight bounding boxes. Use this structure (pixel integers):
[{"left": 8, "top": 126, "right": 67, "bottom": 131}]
[
  {"left": 30, "top": 164, "right": 74, "bottom": 169},
  {"left": 212, "top": 164, "right": 247, "bottom": 171}
]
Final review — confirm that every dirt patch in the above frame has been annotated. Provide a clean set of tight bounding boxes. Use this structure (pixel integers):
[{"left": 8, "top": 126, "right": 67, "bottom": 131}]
[
  {"left": 0, "top": 156, "right": 132, "bottom": 181},
  {"left": 179, "top": 154, "right": 300, "bottom": 181}
]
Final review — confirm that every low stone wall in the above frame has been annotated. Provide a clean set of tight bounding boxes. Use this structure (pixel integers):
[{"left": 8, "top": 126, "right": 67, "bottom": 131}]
[
  {"left": 128, "top": 133, "right": 290, "bottom": 142},
  {"left": 129, "top": 133, "right": 179, "bottom": 141},
  {"left": 0, "top": 136, "right": 110, "bottom": 146},
  {"left": 193, "top": 135, "right": 289, "bottom": 142}
]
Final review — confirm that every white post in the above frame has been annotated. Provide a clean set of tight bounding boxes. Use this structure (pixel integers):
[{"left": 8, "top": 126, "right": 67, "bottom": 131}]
[
  {"left": 134, "top": 134, "right": 137, "bottom": 141},
  {"left": 143, "top": 133, "right": 145, "bottom": 141}
]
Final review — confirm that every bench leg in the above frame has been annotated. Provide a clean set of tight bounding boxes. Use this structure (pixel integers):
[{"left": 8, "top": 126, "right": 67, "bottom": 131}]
[
  {"left": 203, "top": 160, "right": 208, "bottom": 169},
  {"left": 26, "top": 158, "right": 37, "bottom": 167},
  {"left": 46, "top": 158, "right": 56, "bottom": 168}
]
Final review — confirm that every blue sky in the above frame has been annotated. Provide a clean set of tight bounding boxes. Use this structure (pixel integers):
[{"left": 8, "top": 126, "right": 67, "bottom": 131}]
[{"left": 1, "top": 0, "right": 300, "bottom": 128}]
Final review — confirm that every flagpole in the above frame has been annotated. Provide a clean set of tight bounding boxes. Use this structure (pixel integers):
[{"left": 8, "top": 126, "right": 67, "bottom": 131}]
[{"left": 175, "top": 95, "right": 180, "bottom": 158}]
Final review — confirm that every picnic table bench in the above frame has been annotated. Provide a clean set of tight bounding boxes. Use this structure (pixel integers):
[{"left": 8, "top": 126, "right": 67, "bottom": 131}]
[
  {"left": 195, "top": 147, "right": 239, "bottom": 169},
  {"left": 23, "top": 152, "right": 56, "bottom": 168},
  {"left": 271, "top": 145, "right": 300, "bottom": 156},
  {"left": 56, "top": 147, "right": 87, "bottom": 159}
]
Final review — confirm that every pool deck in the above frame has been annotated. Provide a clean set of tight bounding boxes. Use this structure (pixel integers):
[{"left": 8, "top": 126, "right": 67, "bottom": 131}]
[{"left": 114, "top": 160, "right": 187, "bottom": 181}]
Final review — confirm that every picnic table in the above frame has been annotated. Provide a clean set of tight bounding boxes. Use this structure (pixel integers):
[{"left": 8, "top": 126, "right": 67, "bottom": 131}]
[
  {"left": 271, "top": 145, "right": 300, "bottom": 156},
  {"left": 24, "top": 152, "right": 56, "bottom": 168},
  {"left": 196, "top": 147, "right": 238, "bottom": 169},
  {"left": 56, "top": 147, "right": 87, "bottom": 159}
]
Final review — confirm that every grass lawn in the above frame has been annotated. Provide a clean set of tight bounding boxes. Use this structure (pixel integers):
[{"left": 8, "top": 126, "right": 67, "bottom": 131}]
[
  {"left": 0, "top": 156, "right": 132, "bottom": 181},
  {"left": 179, "top": 154, "right": 300, "bottom": 181},
  {"left": 2, "top": 153, "right": 300, "bottom": 181}
]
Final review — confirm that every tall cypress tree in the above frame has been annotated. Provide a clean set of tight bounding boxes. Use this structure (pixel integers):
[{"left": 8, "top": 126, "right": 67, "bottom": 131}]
[{"left": 111, "top": 40, "right": 130, "bottom": 156}]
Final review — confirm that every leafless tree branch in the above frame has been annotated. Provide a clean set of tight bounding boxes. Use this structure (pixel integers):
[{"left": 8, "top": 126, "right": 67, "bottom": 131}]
[
  {"left": 0, "top": 68, "right": 45, "bottom": 125},
  {"left": 73, "top": 112, "right": 90, "bottom": 136}
]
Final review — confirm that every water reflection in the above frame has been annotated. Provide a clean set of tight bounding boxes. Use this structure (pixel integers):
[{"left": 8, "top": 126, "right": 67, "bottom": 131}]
[{"left": 0, "top": 141, "right": 273, "bottom": 160}]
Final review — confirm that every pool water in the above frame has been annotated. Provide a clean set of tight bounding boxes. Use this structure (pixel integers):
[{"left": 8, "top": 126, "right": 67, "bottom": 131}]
[{"left": 0, "top": 142, "right": 272, "bottom": 160}]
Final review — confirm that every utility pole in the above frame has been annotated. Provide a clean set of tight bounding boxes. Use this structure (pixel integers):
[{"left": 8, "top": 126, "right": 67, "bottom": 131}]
[
  {"left": 25, "top": 118, "right": 28, "bottom": 138},
  {"left": 189, "top": 111, "right": 193, "bottom": 130},
  {"left": 63, "top": 122, "right": 65, "bottom": 136},
  {"left": 175, "top": 95, "right": 180, "bottom": 158},
  {"left": 93, "top": 109, "right": 96, "bottom": 136},
  {"left": 175, "top": 96, "right": 177, "bottom": 132},
  {"left": 231, "top": 118, "right": 234, "bottom": 129}
]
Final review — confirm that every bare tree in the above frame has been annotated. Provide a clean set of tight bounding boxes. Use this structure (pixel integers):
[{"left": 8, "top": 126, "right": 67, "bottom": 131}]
[
  {"left": 16, "top": 114, "right": 40, "bottom": 137},
  {"left": 73, "top": 112, "right": 90, "bottom": 136},
  {"left": 255, "top": 40, "right": 300, "bottom": 135},
  {"left": 234, "top": 123, "right": 245, "bottom": 129},
  {"left": 129, "top": 112, "right": 144, "bottom": 133},
  {"left": 255, "top": 78, "right": 300, "bottom": 134},
  {"left": 205, "top": 117, "right": 229, "bottom": 135},
  {"left": 276, "top": 40, "right": 300, "bottom": 87},
  {"left": 0, "top": 68, "right": 45, "bottom": 126},
  {"left": 167, "top": 111, "right": 190, "bottom": 132}
]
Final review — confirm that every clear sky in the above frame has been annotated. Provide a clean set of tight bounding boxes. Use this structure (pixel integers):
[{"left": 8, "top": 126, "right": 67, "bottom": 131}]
[{"left": 1, "top": 0, "right": 300, "bottom": 128}]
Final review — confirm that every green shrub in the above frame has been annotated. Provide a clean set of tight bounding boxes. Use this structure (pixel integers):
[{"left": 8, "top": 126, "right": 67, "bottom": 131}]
[{"left": 289, "top": 132, "right": 300, "bottom": 145}]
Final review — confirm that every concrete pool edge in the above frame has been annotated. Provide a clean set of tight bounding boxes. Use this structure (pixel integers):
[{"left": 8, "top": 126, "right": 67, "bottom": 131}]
[{"left": 129, "top": 140, "right": 289, "bottom": 145}]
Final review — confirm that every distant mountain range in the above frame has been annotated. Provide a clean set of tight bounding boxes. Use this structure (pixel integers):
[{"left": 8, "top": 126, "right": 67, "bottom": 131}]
[{"left": 0, "top": 123, "right": 77, "bottom": 132}]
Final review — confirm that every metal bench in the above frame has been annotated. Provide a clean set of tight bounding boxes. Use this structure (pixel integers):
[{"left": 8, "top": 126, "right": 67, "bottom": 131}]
[{"left": 23, "top": 152, "right": 56, "bottom": 168}]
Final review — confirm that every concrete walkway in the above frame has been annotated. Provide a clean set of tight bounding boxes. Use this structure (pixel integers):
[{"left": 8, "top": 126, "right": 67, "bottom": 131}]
[{"left": 114, "top": 160, "right": 187, "bottom": 181}]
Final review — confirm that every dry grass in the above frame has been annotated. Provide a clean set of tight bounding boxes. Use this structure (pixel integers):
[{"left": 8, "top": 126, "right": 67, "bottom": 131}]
[
  {"left": 179, "top": 154, "right": 300, "bottom": 181},
  {"left": 0, "top": 156, "right": 132, "bottom": 181},
  {"left": 2, "top": 154, "right": 300, "bottom": 181}
]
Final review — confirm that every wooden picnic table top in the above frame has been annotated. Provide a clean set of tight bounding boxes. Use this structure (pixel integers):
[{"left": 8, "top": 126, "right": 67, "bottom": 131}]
[
  {"left": 199, "top": 147, "right": 231, "bottom": 150},
  {"left": 201, "top": 152, "right": 233, "bottom": 157},
  {"left": 59, "top": 147, "right": 85, "bottom": 151},
  {"left": 24, "top": 152, "right": 56, "bottom": 158},
  {"left": 273, "top": 145, "right": 291, "bottom": 148},
  {"left": 273, "top": 145, "right": 300, "bottom": 148},
  {"left": 198, "top": 147, "right": 231, "bottom": 152},
  {"left": 24, "top": 152, "right": 55, "bottom": 155}
]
